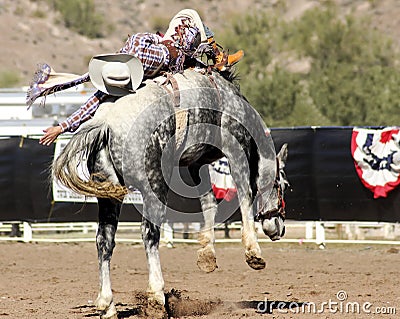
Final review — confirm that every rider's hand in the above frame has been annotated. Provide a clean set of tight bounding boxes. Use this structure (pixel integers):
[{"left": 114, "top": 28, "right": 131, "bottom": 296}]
[{"left": 39, "top": 126, "right": 63, "bottom": 146}]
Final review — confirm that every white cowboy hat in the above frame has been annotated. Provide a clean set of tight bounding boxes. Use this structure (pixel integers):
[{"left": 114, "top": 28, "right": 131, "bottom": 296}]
[{"left": 88, "top": 53, "right": 144, "bottom": 96}]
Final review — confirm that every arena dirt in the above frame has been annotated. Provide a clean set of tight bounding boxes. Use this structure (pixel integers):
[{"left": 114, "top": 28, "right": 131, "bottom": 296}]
[{"left": 0, "top": 242, "right": 398, "bottom": 318}]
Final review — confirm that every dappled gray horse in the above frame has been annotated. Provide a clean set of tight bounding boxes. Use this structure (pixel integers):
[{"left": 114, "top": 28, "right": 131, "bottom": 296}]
[{"left": 53, "top": 69, "right": 286, "bottom": 318}]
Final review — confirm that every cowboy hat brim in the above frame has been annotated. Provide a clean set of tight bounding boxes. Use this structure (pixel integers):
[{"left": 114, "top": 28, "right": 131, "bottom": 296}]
[{"left": 88, "top": 53, "right": 144, "bottom": 96}]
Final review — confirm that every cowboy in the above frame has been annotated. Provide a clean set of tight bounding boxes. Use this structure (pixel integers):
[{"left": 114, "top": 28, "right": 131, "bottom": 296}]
[{"left": 36, "top": 9, "right": 244, "bottom": 146}]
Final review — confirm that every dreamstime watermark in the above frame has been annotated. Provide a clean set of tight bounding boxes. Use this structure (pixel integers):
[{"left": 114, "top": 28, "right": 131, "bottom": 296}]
[{"left": 257, "top": 290, "right": 397, "bottom": 315}]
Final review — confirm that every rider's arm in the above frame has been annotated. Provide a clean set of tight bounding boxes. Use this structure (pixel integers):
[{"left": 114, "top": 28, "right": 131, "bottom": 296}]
[{"left": 58, "top": 90, "right": 108, "bottom": 132}]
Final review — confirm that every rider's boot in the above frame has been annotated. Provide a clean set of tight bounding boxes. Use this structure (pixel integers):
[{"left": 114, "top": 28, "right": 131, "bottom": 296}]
[{"left": 208, "top": 37, "right": 244, "bottom": 71}]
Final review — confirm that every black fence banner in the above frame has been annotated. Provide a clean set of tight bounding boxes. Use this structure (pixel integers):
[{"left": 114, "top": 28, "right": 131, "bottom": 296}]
[
  {"left": 272, "top": 127, "right": 400, "bottom": 222},
  {"left": 1, "top": 127, "right": 399, "bottom": 223}
]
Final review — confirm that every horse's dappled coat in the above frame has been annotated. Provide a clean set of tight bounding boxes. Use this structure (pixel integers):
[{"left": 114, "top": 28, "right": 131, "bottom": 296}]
[{"left": 53, "top": 69, "right": 285, "bottom": 319}]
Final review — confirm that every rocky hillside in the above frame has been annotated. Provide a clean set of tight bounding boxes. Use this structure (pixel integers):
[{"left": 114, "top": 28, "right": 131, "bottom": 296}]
[{"left": 2, "top": 0, "right": 400, "bottom": 87}]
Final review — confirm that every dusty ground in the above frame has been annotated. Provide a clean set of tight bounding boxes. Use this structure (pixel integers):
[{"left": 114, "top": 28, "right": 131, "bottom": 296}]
[{"left": 0, "top": 241, "right": 399, "bottom": 318}]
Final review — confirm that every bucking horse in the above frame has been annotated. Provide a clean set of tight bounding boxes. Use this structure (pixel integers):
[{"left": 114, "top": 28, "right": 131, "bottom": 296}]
[{"left": 52, "top": 68, "right": 288, "bottom": 318}]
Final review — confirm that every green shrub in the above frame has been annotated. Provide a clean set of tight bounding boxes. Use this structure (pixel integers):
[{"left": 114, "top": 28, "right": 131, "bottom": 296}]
[
  {"left": 290, "top": 4, "right": 400, "bottom": 126},
  {"left": 47, "top": 0, "right": 106, "bottom": 38},
  {"left": 218, "top": 3, "right": 400, "bottom": 127},
  {"left": 0, "top": 70, "right": 21, "bottom": 88},
  {"left": 219, "top": 11, "right": 304, "bottom": 126},
  {"left": 14, "top": 6, "right": 24, "bottom": 16},
  {"left": 31, "top": 9, "right": 47, "bottom": 19},
  {"left": 150, "top": 16, "right": 170, "bottom": 33}
]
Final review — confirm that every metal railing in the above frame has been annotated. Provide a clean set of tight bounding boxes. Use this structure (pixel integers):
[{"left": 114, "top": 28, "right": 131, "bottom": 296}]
[{"left": 1, "top": 220, "right": 399, "bottom": 247}]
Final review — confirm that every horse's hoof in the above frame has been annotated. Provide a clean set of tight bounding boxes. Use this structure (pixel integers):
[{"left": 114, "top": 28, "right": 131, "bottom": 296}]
[
  {"left": 148, "top": 291, "right": 166, "bottom": 305},
  {"left": 197, "top": 247, "right": 218, "bottom": 273},
  {"left": 245, "top": 252, "right": 266, "bottom": 270},
  {"left": 99, "top": 302, "right": 117, "bottom": 319},
  {"left": 95, "top": 295, "right": 113, "bottom": 311}
]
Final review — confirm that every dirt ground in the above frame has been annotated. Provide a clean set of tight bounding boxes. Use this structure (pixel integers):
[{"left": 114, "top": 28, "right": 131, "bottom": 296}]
[{"left": 0, "top": 241, "right": 399, "bottom": 319}]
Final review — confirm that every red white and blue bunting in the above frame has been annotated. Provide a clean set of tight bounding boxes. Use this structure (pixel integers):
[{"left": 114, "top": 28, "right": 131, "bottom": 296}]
[
  {"left": 209, "top": 157, "right": 237, "bottom": 201},
  {"left": 351, "top": 127, "right": 400, "bottom": 198}
]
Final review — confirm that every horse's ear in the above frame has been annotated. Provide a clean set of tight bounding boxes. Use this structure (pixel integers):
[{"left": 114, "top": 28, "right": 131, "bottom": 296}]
[{"left": 277, "top": 143, "right": 288, "bottom": 165}]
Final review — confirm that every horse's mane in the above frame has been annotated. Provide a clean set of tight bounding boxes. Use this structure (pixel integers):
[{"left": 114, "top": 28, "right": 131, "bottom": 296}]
[
  {"left": 183, "top": 57, "right": 241, "bottom": 89},
  {"left": 218, "top": 67, "right": 240, "bottom": 89}
]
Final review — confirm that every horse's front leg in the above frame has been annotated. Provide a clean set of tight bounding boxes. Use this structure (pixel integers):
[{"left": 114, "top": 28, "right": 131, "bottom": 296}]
[
  {"left": 95, "top": 198, "right": 121, "bottom": 319},
  {"left": 228, "top": 151, "right": 266, "bottom": 270},
  {"left": 197, "top": 189, "right": 218, "bottom": 273},
  {"left": 142, "top": 210, "right": 165, "bottom": 305},
  {"left": 186, "top": 164, "right": 218, "bottom": 273},
  {"left": 240, "top": 196, "right": 266, "bottom": 270}
]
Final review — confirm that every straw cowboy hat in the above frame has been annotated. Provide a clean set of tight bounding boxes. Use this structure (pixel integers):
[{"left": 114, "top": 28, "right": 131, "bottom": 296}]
[{"left": 88, "top": 53, "right": 144, "bottom": 96}]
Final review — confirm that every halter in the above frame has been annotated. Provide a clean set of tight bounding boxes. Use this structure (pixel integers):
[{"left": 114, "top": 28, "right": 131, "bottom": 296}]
[{"left": 254, "top": 158, "right": 286, "bottom": 222}]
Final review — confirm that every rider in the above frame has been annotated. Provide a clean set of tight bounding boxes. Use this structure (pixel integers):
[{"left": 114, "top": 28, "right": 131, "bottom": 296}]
[{"left": 37, "top": 9, "right": 244, "bottom": 146}]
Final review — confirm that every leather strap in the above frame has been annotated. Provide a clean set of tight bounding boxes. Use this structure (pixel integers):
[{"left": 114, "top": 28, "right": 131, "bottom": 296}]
[
  {"left": 160, "top": 73, "right": 188, "bottom": 148},
  {"left": 164, "top": 73, "right": 180, "bottom": 108}
]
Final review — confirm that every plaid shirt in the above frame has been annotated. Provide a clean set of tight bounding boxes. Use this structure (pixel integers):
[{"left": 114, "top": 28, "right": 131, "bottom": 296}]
[
  {"left": 59, "top": 33, "right": 170, "bottom": 132},
  {"left": 119, "top": 33, "right": 170, "bottom": 77}
]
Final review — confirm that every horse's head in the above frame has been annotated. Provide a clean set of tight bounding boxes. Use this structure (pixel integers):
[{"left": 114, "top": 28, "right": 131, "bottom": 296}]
[{"left": 255, "top": 143, "right": 289, "bottom": 241}]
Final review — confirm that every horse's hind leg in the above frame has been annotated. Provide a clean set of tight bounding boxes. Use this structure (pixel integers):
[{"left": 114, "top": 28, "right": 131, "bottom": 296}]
[
  {"left": 197, "top": 188, "right": 218, "bottom": 272},
  {"left": 95, "top": 198, "right": 121, "bottom": 319},
  {"left": 142, "top": 199, "right": 166, "bottom": 305}
]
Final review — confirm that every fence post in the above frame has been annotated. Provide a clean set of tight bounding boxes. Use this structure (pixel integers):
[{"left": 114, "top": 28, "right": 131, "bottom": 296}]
[
  {"left": 315, "top": 221, "right": 326, "bottom": 249},
  {"left": 305, "top": 222, "right": 314, "bottom": 239},
  {"left": 161, "top": 222, "right": 174, "bottom": 248},
  {"left": 23, "top": 222, "right": 32, "bottom": 242},
  {"left": 384, "top": 223, "right": 396, "bottom": 240}
]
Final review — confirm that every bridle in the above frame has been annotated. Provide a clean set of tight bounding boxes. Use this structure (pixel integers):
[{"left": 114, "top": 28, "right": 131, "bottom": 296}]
[{"left": 254, "top": 159, "right": 286, "bottom": 222}]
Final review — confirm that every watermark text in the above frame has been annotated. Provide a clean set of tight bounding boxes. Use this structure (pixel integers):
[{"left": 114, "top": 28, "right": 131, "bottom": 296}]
[{"left": 257, "top": 290, "right": 396, "bottom": 315}]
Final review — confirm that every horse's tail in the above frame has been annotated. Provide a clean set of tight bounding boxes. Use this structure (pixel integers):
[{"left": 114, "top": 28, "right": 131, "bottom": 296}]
[{"left": 52, "top": 122, "right": 128, "bottom": 201}]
